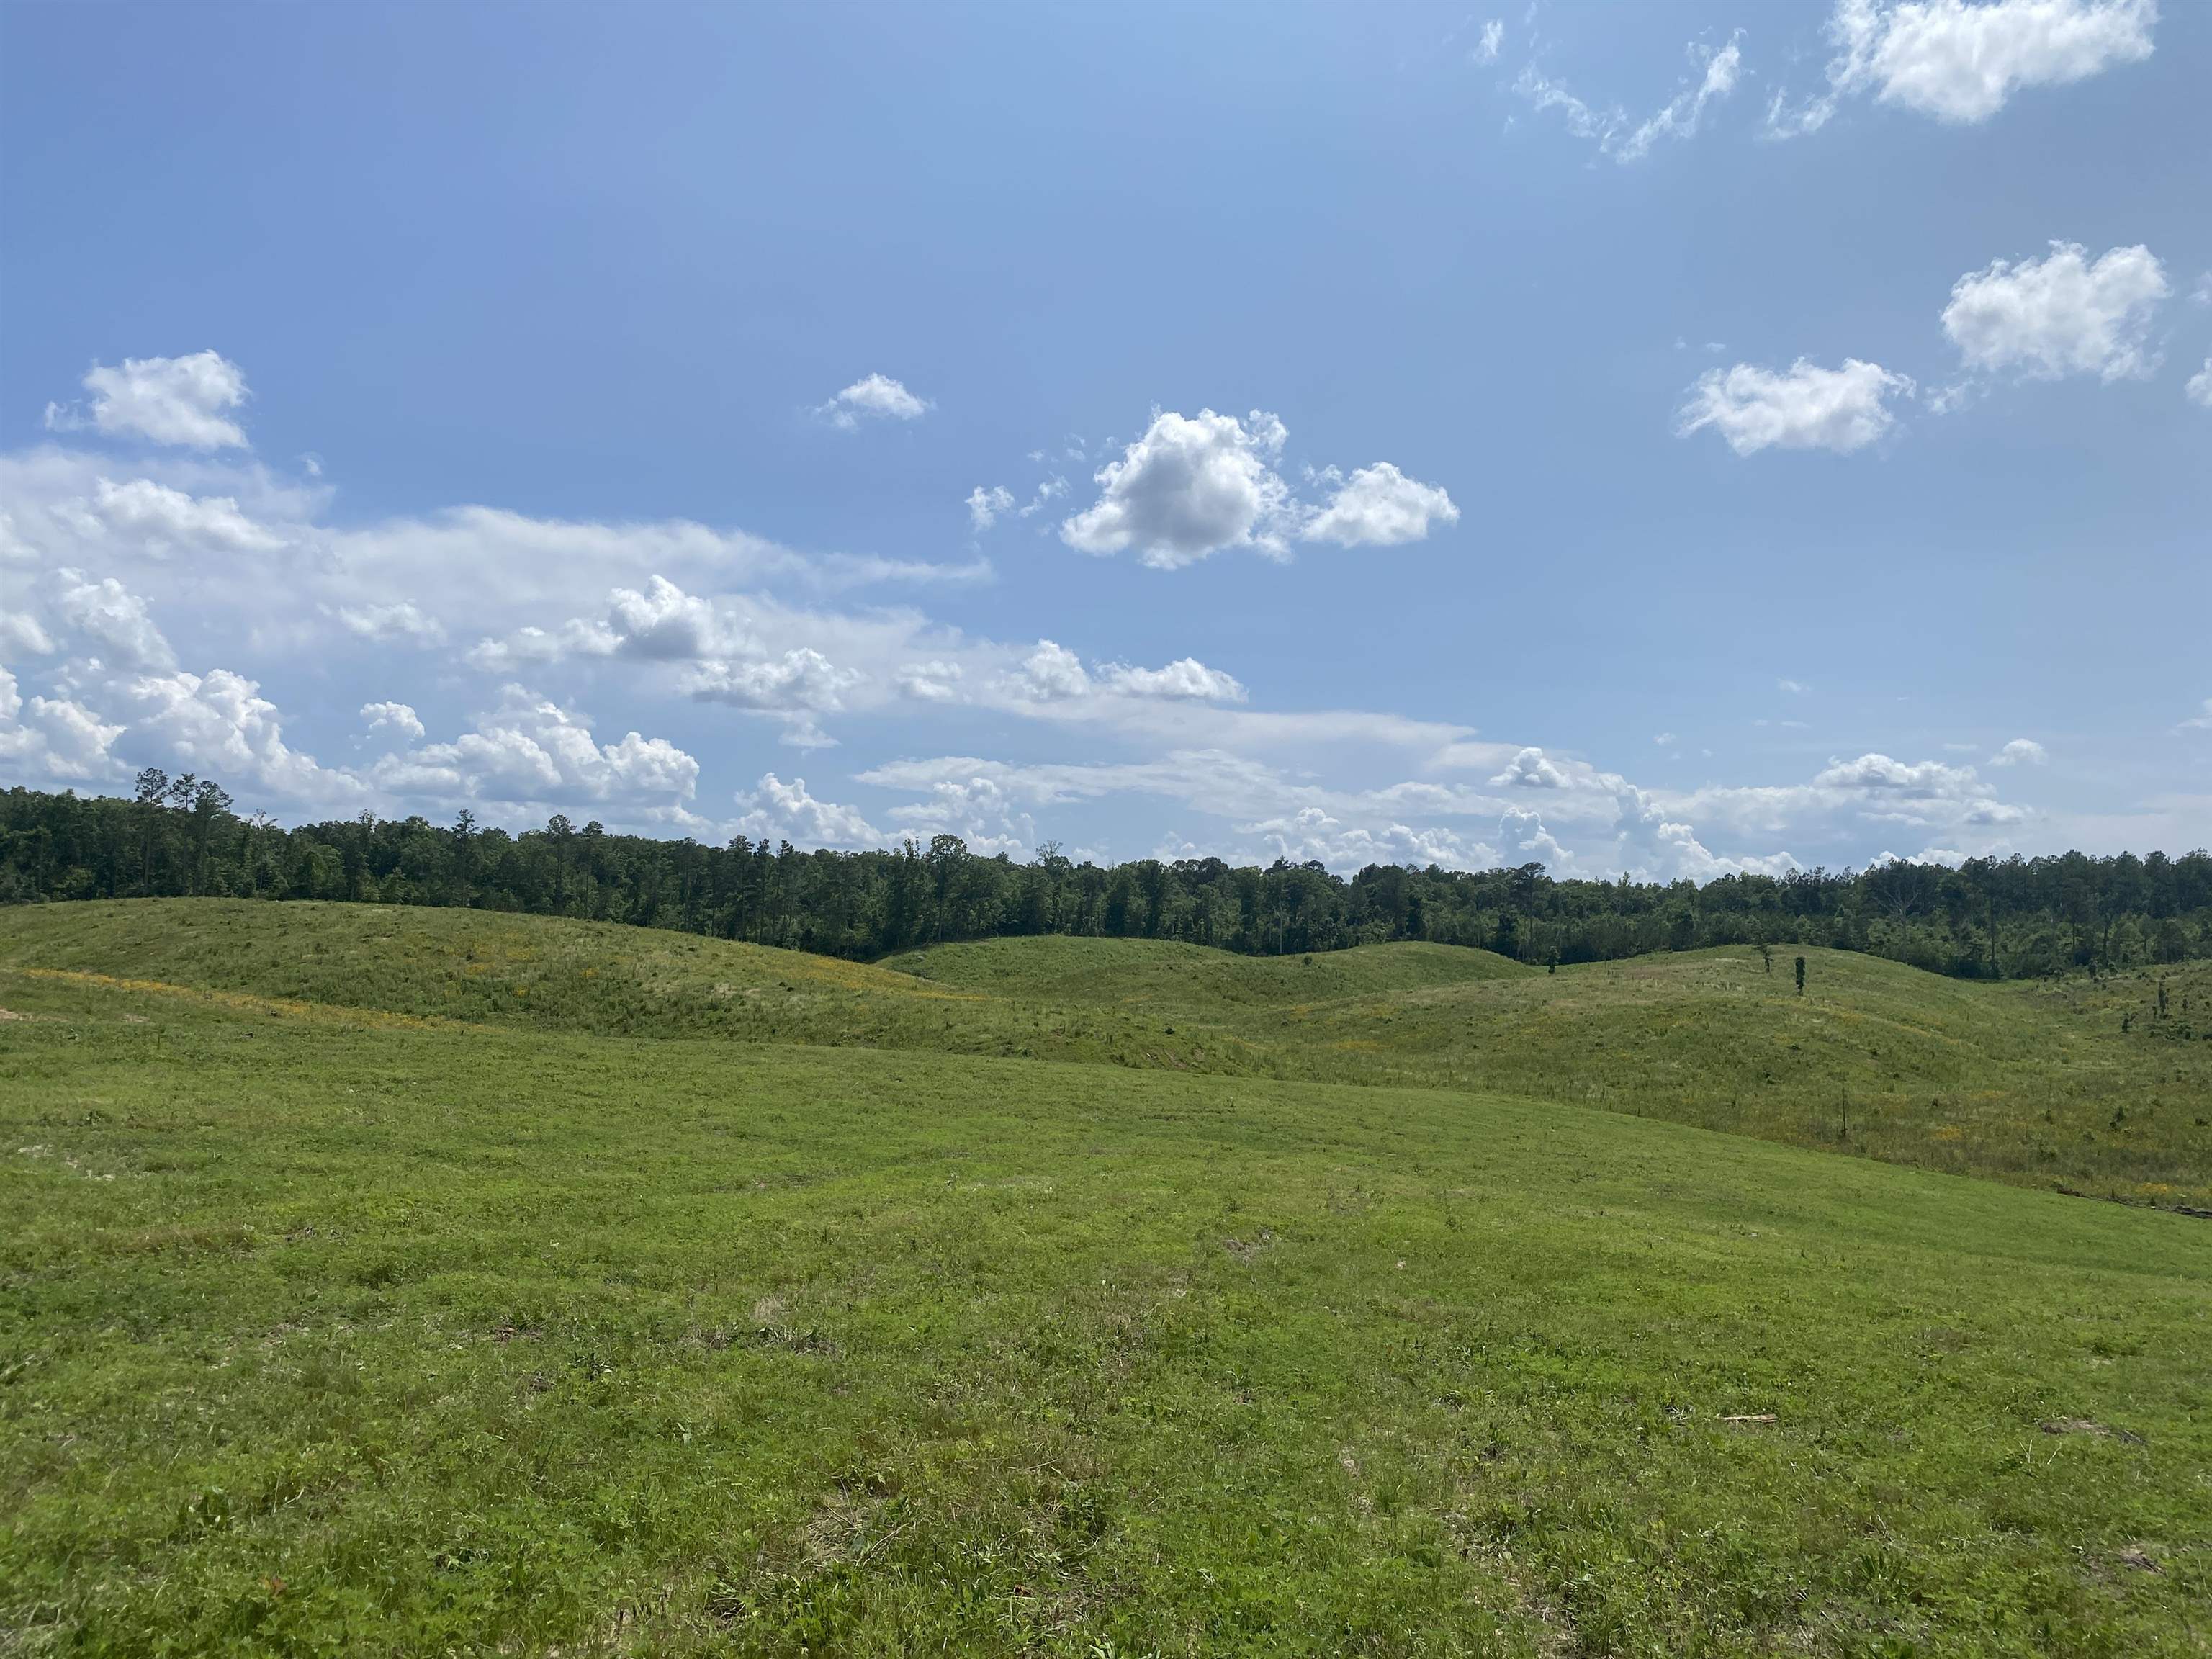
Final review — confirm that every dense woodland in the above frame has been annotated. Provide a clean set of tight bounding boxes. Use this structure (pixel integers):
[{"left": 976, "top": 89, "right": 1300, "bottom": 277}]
[{"left": 6, "top": 772, "right": 2211, "bottom": 979}]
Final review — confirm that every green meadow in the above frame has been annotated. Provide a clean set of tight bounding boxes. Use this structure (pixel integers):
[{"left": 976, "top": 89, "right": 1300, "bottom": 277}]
[{"left": 2, "top": 900, "right": 2208, "bottom": 1655}]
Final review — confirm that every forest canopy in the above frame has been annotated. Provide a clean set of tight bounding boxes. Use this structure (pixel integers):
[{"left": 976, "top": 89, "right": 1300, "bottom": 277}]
[{"left": 5, "top": 773, "right": 2209, "bottom": 981}]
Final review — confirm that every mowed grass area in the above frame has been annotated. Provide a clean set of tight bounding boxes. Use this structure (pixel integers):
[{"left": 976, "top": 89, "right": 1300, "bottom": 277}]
[
  {"left": 4, "top": 902, "right": 2211, "bottom": 1207},
  {"left": 2, "top": 966, "right": 2208, "bottom": 1657},
  {"left": 0, "top": 902, "right": 1277, "bottom": 1077},
  {"left": 881, "top": 934, "right": 1533, "bottom": 1010},
  {"left": 894, "top": 935, "right": 2212, "bottom": 1210}
]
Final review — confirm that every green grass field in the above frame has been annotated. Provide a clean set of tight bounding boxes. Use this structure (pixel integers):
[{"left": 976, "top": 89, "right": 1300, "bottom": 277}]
[
  {"left": 9, "top": 902, "right": 2209, "bottom": 1208},
  {"left": 3, "top": 902, "right": 2209, "bottom": 1655}
]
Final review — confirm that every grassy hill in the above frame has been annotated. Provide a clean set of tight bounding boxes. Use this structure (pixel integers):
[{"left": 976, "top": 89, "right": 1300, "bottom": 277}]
[
  {"left": 2, "top": 951, "right": 2207, "bottom": 1655},
  {"left": 0, "top": 900, "right": 1279, "bottom": 1076},
  {"left": 879, "top": 933, "right": 1532, "bottom": 1008},
  {"left": 4, "top": 901, "right": 2209, "bottom": 1209}
]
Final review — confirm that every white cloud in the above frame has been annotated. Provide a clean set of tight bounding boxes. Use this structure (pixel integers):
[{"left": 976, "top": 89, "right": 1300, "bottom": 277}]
[
  {"left": 2187, "top": 358, "right": 2212, "bottom": 408},
  {"left": 1302, "top": 462, "right": 1460, "bottom": 547},
  {"left": 90, "top": 477, "right": 282, "bottom": 553},
  {"left": 53, "top": 570, "right": 176, "bottom": 670},
  {"left": 1475, "top": 19, "right": 1504, "bottom": 63},
  {"left": 1008, "top": 639, "right": 1092, "bottom": 702},
  {"left": 684, "top": 647, "right": 861, "bottom": 714},
  {"left": 1654, "top": 732, "right": 1678, "bottom": 746},
  {"left": 1062, "top": 408, "right": 1293, "bottom": 568},
  {"left": 1867, "top": 846, "right": 1969, "bottom": 868},
  {"left": 966, "top": 485, "right": 1016, "bottom": 531},
  {"left": 372, "top": 685, "right": 698, "bottom": 812},
  {"left": 1245, "top": 804, "right": 1495, "bottom": 872},
  {"left": 0, "top": 667, "right": 125, "bottom": 781},
  {"left": 1778, "top": 678, "right": 1810, "bottom": 694},
  {"left": 1991, "top": 737, "right": 2047, "bottom": 765},
  {"left": 883, "top": 769, "right": 1040, "bottom": 858},
  {"left": 896, "top": 660, "right": 964, "bottom": 703},
  {"left": 50, "top": 351, "right": 251, "bottom": 449},
  {"left": 1018, "top": 476, "right": 1069, "bottom": 518},
  {"left": 1616, "top": 34, "right": 1745, "bottom": 163},
  {"left": 1097, "top": 658, "right": 1247, "bottom": 703},
  {"left": 1499, "top": 806, "right": 1573, "bottom": 868},
  {"left": 0, "top": 609, "right": 57, "bottom": 657},
  {"left": 1771, "top": 0, "right": 2157, "bottom": 133},
  {"left": 1677, "top": 359, "right": 1912, "bottom": 455},
  {"left": 734, "top": 773, "right": 884, "bottom": 849},
  {"left": 336, "top": 602, "right": 448, "bottom": 647},
  {"left": 1061, "top": 411, "right": 1454, "bottom": 567},
  {"left": 1489, "top": 746, "right": 1568, "bottom": 788},
  {"left": 1941, "top": 242, "right": 2169, "bottom": 381},
  {"left": 599, "top": 575, "right": 729, "bottom": 660},
  {"left": 127, "top": 667, "right": 346, "bottom": 800},
  {"left": 361, "top": 701, "right": 426, "bottom": 742},
  {"left": 817, "top": 373, "right": 930, "bottom": 430},
  {"left": 1517, "top": 32, "right": 1745, "bottom": 164},
  {"left": 2180, "top": 699, "right": 2212, "bottom": 732}
]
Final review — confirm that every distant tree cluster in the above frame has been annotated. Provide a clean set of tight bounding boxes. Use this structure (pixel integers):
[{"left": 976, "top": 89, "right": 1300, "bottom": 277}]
[{"left": 4, "top": 774, "right": 2211, "bottom": 979}]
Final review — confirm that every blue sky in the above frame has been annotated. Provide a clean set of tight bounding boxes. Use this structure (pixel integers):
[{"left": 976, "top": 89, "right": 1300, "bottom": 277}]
[{"left": 4, "top": 0, "right": 2208, "bottom": 877}]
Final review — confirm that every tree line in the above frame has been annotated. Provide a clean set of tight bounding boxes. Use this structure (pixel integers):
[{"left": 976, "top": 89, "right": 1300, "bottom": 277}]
[{"left": 4, "top": 770, "right": 2211, "bottom": 979}]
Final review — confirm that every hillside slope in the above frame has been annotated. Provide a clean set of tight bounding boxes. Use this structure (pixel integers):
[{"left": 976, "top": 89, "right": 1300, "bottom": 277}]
[
  {"left": 0, "top": 900, "right": 1276, "bottom": 1076},
  {"left": 878, "top": 933, "right": 1530, "bottom": 1009},
  {"left": 4, "top": 900, "right": 2208, "bottom": 1206},
  {"left": 3, "top": 971, "right": 2208, "bottom": 1653},
  {"left": 894, "top": 934, "right": 2212, "bottom": 1208}
]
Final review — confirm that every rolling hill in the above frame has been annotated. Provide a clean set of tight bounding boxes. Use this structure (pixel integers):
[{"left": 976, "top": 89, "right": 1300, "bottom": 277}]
[
  {"left": 1, "top": 913, "right": 2206, "bottom": 1653},
  {"left": 7, "top": 900, "right": 2206, "bottom": 1208}
]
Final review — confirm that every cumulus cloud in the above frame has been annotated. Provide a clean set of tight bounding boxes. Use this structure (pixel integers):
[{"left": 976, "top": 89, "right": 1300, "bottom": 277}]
[
  {"left": 372, "top": 685, "right": 698, "bottom": 811},
  {"left": 1941, "top": 242, "right": 2169, "bottom": 381},
  {"left": 1062, "top": 409, "right": 1293, "bottom": 568},
  {"left": 361, "top": 701, "right": 426, "bottom": 742},
  {"left": 90, "top": 477, "right": 282, "bottom": 553},
  {"left": 817, "top": 373, "right": 930, "bottom": 430},
  {"left": 883, "top": 769, "right": 1041, "bottom": 858},
  {"left": 734, "top": 772, "right": 885, "bottom": 849},
  {"left": 1771, "top": 0, "right": 2157, "bottom": 134},
  {"left": 1061, "top": 410, "right": 1455, "bottom": 568},
  {"left": 1677, "top": 359, "right": 1912, "bottom": 455},
  {"left": 1302, "top": 463, "right": 1460, "bottom": 547},
  {"left": 53, "top": 570, "right": 176, "bottom": 670},
  {"left": 1614, "top": 781, "right": 1800, "bottom": 882},
  {"left": 126, "top": 667, "right": 345, "bottom": 800},
  {"left": 684, "top": 647, "right": 861, "bottom": 714},
  {"left": 1, "top": 609, "right": 58, "bottom": 658},
  {"left": 1490, "top": 746, "right": 1569, "bottom": 788},
  {"left": 0, "top": 666, "right": 125, "bottom": 781},
  {"left": 1499, "top": 806, "right": 1573, "bottom": 868},
  {"left": 1246, "top": 804, "right": 1494, "bottom": 872},
  {"left": 1990, "top": 737, "right": 2046, "bottom": 765},
  {"left": 48, "top": 351, "right": 251, "bottom": 449},
  {"left": 1097, "top": 658, "right": 1247, "bottom": 703},
  {"left": 1008, "top": 639, "right": 1092, "bottom": 701},
  {"left": 996, "top": 642, "right": 1246, "bottom": 708},
  {"left": 1797, "top": 752, "right": 2026, "bottom": 829},
  {"left": 1517, "top": 32, "right": 1745, "bottom": 163},
  {"left": 2186, "top": 358, "right": 2212, "bottom": 408},
  {"left": 597, "top": 575, "right": 729, "bottom": 660},
  {"left": 466, "top": 576, "right": 737, "bottom": 670}
]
